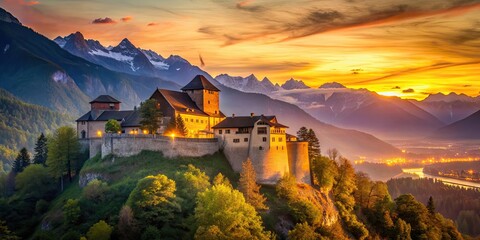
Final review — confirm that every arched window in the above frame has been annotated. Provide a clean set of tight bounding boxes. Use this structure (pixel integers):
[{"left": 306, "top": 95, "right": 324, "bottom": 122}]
[{"left": 81, "top": 130, "right": 86, "bottom": 139}]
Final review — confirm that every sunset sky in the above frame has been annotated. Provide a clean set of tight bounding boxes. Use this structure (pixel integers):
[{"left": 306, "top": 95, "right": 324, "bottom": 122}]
[{"left": 2, "top": 0, "right": 480, "bottom": 99}]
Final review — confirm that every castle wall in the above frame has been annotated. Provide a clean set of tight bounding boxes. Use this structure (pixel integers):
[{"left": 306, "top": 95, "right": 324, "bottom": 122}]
[
  {"left": 249, "top": 125, "right": 289, "bottom": 184},
  {"left": 287, "top": 141, "right": 311, "bottom": 185},
  {"left": 101, "top": 135, "right": 219, "bottom": 158},
  {"left": 217, "top": 129, "right": 250, "bottom": 172}
]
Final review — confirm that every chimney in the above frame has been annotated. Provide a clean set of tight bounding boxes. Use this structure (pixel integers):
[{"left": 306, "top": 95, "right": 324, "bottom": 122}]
[
  {"left": 250, "top": 112, "right": 254, "bottom": 117},
  {"left": 232, "top": 113, "right": 235, "bottom": 118}
]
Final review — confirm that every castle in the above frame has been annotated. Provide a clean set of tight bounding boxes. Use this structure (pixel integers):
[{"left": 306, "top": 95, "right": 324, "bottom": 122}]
[{"left": 77, "top": 75, "right": 311, "bottom": 184}]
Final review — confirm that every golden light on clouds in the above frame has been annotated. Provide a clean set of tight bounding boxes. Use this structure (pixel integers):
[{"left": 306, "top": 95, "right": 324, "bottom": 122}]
[{"left": 2, "top": 0, "right": 480, "bottom": 100}]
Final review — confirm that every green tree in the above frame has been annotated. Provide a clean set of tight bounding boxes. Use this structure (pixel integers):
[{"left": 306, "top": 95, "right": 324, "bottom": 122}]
[
  {"left": 288, "top": 222, "right": 322, "bottom": 240},
  {"left": 306, "top": 129, "right": 321, "bottom": 159},
  {"left": 176, "top": 114, "right": 188, "bottom": 136},
  {"left": 47, "top": 126, "right": 81, "bottom": 190},
  {"left": 426, "top": 196, "right": 435, "bottom": 215},
  {"left": 127, "top": 174, "right": 180, "bottom": 226},
  {"left": 105, "top": 119, "right": 121, "bottom": 133},
  {"left": 194, "top": 184, "right": 272, "bottom": 240},
  {"left": 12, "top": 148, "right": 30, "bottom": 173},
  {"left": 394, "top": 218, "right": 412, "bottom": 240},
  {"left": 176, "top": 165, "right": 211, "bottom": 212},
  {"left": 0, "top": 220, "right": 20, "bottom": 240},
  {"left": 296, "top": 127, "right": 308, "bottom": 141},
  {"left": 394, "top": 194, "right": 429, "bottom": 240},
  {"left": 165, "top": 116, "right": 177, "bottom": 135},
  {"left": 63, "top": 199, "right": 81, "bottom": 224},
  {"left": 15, "top": 164, "right": 55, "bottom": 200},
  {"left": 86, "top": 220, "right": 113, "bottom": 240},
  {"left": 238, "top": 158, "right": 267, "bottom": 210},
  {"left": 311, "top": 156, "right": 337, "bottom": 192},
  {"left": 82, "top": 179, "right": 108, "bottom": 203},
  {"left": 276, "top": 174, "right": 299, "bottom": 201},
  {"left": 139, "top": 99, "right": 162, "bottom": 134},
  {"left": 213, "top": 173, "right": 232, "bottom": 188},
  {"left": 33, "top": 133, "right": 48, "bottom": 165}
]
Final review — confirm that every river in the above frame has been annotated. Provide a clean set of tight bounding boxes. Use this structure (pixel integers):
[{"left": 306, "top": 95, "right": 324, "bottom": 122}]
[{"left": 402, "top": 168, "right": 480, "bottom": 190}]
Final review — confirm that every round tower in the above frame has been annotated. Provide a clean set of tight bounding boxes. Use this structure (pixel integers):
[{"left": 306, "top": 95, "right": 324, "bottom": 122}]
[{"left": 287, "top": 141, "right": 311, "bottom": 185}]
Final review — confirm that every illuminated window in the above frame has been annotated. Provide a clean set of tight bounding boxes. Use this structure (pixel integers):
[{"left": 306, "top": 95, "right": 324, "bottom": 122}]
[
  {"left": 196, "top": 119, "right": 199, "bottom": 123},
  {"left": 279, "top": 137, "right": 283, "bottom": 142},
  {"left": 272, "top": 137, "right": 275, "bottom": 142}
]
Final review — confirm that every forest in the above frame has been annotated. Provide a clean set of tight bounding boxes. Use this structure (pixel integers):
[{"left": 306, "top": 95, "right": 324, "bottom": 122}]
[
  {"left": 0, "top": 88, "right": 71, "bottom": 172},
  {"left": 388, "top": 177, "right": 480, "bottom": 237},
  {"left": 0, "top": 124, "right": 471, "bottom": 239}
]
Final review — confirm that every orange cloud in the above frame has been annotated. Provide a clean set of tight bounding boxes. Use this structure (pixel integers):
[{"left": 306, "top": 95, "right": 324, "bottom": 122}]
[
  {"left": 147, "top": 22, "right": 158, "bottom": 26},
  {"left": 18, "top": 0, "right": 39, "bottom": 6},
  {"left": 121, "top": 16, "right": 133, "bottom": 22}
]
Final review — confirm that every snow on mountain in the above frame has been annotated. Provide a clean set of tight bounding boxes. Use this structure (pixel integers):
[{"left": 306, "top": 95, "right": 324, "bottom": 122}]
[
  {"left": 53, "top": 36, "right": 67, "bottom": 48},
  {"left": 281, "top": 78, "right": 310, "bottom": 90},
  {"left": 215, "top": 74, "right": 280, "bottom": 94}
]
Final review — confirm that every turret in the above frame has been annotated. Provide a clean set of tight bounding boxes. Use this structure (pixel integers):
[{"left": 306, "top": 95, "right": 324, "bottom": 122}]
[
  {"left": 90, "top": 95, "right": 121, "bottom": 111},
  {"left": 181, "top": 75, "right": 221, "bottom": 116}
]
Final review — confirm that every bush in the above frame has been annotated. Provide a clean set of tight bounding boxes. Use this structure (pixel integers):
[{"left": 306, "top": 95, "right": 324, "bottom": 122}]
[
  {"left": 87, "top": 220, "right": 113, "bottom": 240},
  {"left": 141, "top": 225, "right": 161, "bottom": 240},
  {"left": 35, "top": 199, "right": 49, "bottom": 214},
  {"left": 63, "top": 199, "right": 80, "bottom": 224},
  {"left": 60, "top": 230, "right": 81, "bottom": 240},
  {"left": 82, "top": 179, "right": 108, "bottom": 203}
]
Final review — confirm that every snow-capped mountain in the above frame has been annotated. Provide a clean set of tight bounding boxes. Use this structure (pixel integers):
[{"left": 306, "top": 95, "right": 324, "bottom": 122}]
[
  {"left": 215, "top": 74, "right": 280, "bottom": 94},
  {"left": 423, "top": 92, "right": 477, "bottom": 103},
  {"left": 281, "top": 78, "right": 310, "bottom": 90},
  {"left": 54, "top": 32, "right": 211, "bottom": 85}
]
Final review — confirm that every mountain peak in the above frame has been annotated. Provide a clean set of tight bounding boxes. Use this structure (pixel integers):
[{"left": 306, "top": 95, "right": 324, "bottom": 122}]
[
  {"left": 116, "top": 38, "right": 136, "bottom": 49},
  {"left": 424, "top": 92, "right": 475, "bottom": 103},
  {"left": 319, "top": 82, "right": 346, "bottom": 89},
  {"left": 0, "top": 8, "right": 21, "bottom": 25},
  {"left": 281, "top": 78, "right": 310, "bottom": 90}
]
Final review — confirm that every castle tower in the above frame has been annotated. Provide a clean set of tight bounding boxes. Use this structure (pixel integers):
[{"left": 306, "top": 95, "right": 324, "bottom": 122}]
[{"left": 181, "top": 75, "right": 220, "bottom": 116}]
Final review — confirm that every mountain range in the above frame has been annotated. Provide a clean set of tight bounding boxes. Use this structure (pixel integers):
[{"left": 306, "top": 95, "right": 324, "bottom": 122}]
[
  {"left": 0, "top": 8, "right": 404, "bottom": 163},
  {"left": 431, "top": 109, "right": 480, "bottom": 139}
]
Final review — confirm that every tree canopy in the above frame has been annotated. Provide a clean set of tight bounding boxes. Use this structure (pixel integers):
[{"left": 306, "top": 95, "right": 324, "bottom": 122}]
[
  {"left": 238, "top": 158, "right": 267, "bottom": 210},
  {"left": 32, "top": 133, "right": 47, "bottom": 165},
  {"left": 12, "top": 148, "right": 30, "bottom": 173},
  {"left": 105, "top": 119, "right": 121, "bottom": 133},
  {"left": 194, "top": 184, "right": 272, "bottom": 240},
  {"left": 139, "top": 99, "right": 162, "bottom": 134}
]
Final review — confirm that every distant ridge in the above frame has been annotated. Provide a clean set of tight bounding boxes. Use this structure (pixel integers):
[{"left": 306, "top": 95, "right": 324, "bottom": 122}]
[{"left": 431, "top": 109, "right": 480, "bottom": 139}]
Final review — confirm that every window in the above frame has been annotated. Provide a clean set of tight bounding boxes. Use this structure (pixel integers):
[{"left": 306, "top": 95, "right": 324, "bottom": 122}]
[
  {"left": 185, "top": 118, "right": 188, "bottom": 122},
  {"left": 257, "top": 127, "right": 267, "bottom": 134},
  {"left": 276, "top": 146, "right": 278, "bottom": 150},
  {"left": 262, "top": 137, "right": 267, "bottom": 142},
  {"left": 190, "top": 119, "right": 193, "bottom": 122},
  {"left": 226, "top": 130, "right": 231, "bottom": 134},
  {"left": 208, "top": 100, "right": 211, "bottom": 104},
  {"left": 81, "top": 130, "right": 86, "bottom": 139},
  {"left": 279, "top": 137, "right": 283, "bottom": 142},
  {"left": 272, "top": 137, "right": 275, "bottom": 142},
  {"left": 259, "top": 146, "right": 263, "bottom": 150},
  {"left": 244, "top": 138, "right": 248, "bottom": 142},
  {"left": 81, "top": 121, "right": 86, "bottom": 125},
  {"left": 219, "top": 130, "right": 223, "bottom": 134},
  {"left": 233, "top": 139, "right": 240, "bottom": 143},
  {"left": 196, "top": 119, "right": 199, "bottom": 123},
  {"left": 282, "top": 146, "right": 284, "bottom": 150},
  {"left": 109, "top": 103, "right": 115, "bottom": 109},
  {"left": 201, "top": 120, "right": 204, "bottom": 123},
  {"left": 215, "top": 110, "right": 218, "bottom": 114}
]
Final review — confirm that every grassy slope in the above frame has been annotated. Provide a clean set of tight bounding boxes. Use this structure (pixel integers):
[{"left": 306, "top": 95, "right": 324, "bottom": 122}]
[{"left": 41, "top": 151, "right": 242, "bottom": 236}]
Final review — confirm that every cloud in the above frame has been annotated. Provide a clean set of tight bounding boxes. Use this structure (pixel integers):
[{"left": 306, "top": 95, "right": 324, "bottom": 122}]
[
  {"left": 121, "top": 16, "right": 133, "bottom": 22},
  {"left": 392, "top": 86, "right": 401, "bottom": 89},
  {"left": 236, "top": 0, "right": 265, "bottom": 12},
  {"left": 402, "top": 88, "right": 415, "bottom": 93},
  {"left": 147, "top": 22, "right": 158, "bottom": 26},
  {"left": 17, "top": 0, "right": 39, "bottom": 6},
  {"left": 92, "top": 17, "right": 116, "bottom": 24},
  {"left": 463, "top": 84, "right": 472, "bottom": 87}
]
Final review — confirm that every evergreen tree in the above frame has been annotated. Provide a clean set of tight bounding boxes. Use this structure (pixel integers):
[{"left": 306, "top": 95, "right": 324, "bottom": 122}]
[
  {"left": 296, "top": 127, "right": 308, "bottom": 141},
  {"left": 12, "top": 148, "right": 30, "bottom": 173},
  {"left": 306, "top": 129, "right": 320, "bottom": 159},
  {"left": 139, "top": 99, "right": 162, "bottom": 134},
  {"left": 175, "top": 114, "right": 188, "bottom": 137},
  {"left": 427, "top": 196, "right": 435, "bottom": 215},
  {"left": 213, "top": 173, "right": 232, "bottom": 188},
  {"left": 47, "top": 126, "right": 81, "bottom": 190},
  {"left": 238, "top": 158, "right": 268, "bottom": 210},
  {"left": 33, "top": 133, "right": 48, "bottom": 165},
  {"left": 165, "top": 116, "right": 177, "bottom": 135}
]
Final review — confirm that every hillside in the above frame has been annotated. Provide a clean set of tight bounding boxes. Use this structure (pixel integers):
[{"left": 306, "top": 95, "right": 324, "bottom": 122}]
[
  {"left": 34, "top": 151, "right": 339, "bottom": 239},
  {"left": 431, "top": 109, "right": 480, "bottom": 139},
  {"left": 0, "top": 88, "right": 72, "bottom": 171},
  {"left": 0, "top": 19, "right": 180, "bottom": 116}
]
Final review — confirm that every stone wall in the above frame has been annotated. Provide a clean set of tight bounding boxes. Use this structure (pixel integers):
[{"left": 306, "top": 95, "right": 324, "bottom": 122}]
[
  {"left": 287, "top": 141, "right": 311, "bottom": 184},
  {"left": 101, "top": 134, "right": 219, "bottom": 158}
]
